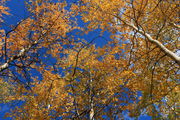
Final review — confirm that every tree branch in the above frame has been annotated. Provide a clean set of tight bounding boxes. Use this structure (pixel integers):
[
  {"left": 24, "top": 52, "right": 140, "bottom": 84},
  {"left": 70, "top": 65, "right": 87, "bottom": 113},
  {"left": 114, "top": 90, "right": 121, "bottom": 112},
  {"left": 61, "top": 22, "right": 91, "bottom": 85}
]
[
  {"left": 109, "top": 13, "right": 180, "bottom": 65},
  {"left": 0, "top": 40, "right": 38, "bottom": 72},
  {"left": 126, "top": 22, "right": 180, "bottom": 66}
]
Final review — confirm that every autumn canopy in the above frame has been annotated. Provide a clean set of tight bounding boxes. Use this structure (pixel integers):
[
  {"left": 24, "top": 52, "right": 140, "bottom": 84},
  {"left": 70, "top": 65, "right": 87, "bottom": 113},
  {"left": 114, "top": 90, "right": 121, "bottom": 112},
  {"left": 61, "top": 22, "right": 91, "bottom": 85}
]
[{"left": 0, "top": 0, "right": 179, "bottom": 119}]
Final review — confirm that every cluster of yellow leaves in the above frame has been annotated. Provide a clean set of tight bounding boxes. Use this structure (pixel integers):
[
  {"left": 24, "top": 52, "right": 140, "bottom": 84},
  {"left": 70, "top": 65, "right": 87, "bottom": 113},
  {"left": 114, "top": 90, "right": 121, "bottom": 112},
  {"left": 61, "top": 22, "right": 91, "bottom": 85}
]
[
  {"left": 0, "top": 78, "right": 15, "bottom": 103},
  {"left": 7, "top": 70, "right": 70, "bottom": 119},
  {"left": 77, "top": 0, "right": 180, "bottom": 118},
  {"left": 0, "top": 0, "right": 9, "bottom": 22},
  {"left": 0, "top": 29, "right": 5, "bottom": 56},
  {"left": 5, "top": 1, "right": 74, "bottom": 58},
  {"left": 58, "top": 41, "right": 137, "bottom": 117},
  {"left": 0, "top": 6, "right": 9, "bottom": 15},
  {"left": 81, "top": 0, "right": 179, "bottom": 50},
  {"left": 7, "top": 18, "right": 34, "bottom": 53},
  {"left": 1, "top": 0, "right": 179, "bottom": 119},
  {"left": 6, "top": 39, "right": 137, "bottom": 119},
  {"left": 80, "top": 0, "right": 125, "bottom": 31}
]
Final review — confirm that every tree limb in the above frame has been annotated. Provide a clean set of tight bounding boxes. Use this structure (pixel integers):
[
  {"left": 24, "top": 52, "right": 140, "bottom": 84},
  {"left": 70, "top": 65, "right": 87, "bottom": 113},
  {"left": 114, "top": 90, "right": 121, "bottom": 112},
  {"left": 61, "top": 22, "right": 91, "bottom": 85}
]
[
  {"left": 126, "top": 22, "right": 180, "bottom": 66},
  {"left": 108, "top": 13, "right": 180, "bottom": 65},
  {"left": 0, "top": 40, "right": 38, "bottom": 72}
]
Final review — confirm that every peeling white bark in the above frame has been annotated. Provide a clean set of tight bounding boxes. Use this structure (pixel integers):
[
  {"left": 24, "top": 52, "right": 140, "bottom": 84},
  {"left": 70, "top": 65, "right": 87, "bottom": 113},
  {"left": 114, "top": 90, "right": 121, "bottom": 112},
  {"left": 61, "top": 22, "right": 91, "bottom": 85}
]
[
  {"left": 0, "top": 41, "right": 38, "bottom": 72},
  {"left": 171, "top": 23, "right": 180, "bottom": 29},
  {"left": 111, "top": 14, "right": 180, "bottom": 65},
  {"left": 0, "top": 63, "right": 9, "bottom": 71},
  {"left": 127, "top": 23, "right": 180, "bottom": 66},
  {"left": 89, "top": 72, "right": 94, "bottom": 120}
]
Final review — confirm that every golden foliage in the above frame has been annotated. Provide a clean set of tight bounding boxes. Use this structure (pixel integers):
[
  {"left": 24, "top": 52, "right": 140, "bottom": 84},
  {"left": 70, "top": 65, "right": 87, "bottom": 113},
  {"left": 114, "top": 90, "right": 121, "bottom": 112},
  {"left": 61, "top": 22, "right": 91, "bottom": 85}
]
[{"left": 0, "top": 0, "right": 179, "bottom": 119}]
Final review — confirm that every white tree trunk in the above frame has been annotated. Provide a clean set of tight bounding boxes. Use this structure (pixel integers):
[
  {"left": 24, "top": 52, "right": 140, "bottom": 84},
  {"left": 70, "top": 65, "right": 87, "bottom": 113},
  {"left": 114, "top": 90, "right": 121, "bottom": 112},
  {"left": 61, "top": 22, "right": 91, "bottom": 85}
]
[{"left": 127, "top": 22, "right": 180, "bottom": 66}]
